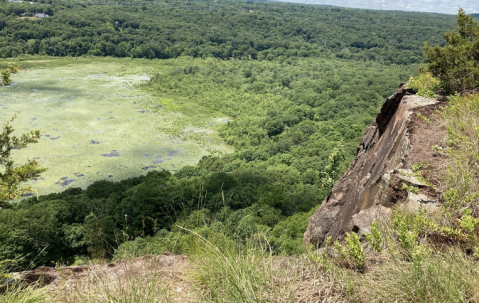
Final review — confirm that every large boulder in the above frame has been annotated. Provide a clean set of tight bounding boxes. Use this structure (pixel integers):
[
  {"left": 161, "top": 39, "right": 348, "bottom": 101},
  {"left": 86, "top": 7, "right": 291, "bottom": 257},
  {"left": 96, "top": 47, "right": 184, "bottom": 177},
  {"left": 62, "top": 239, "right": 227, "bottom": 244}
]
[
  {"left": 304, "top": 84, "right": 439, "bottom": 248},
  {"left": 351, "top": 205, "right": 392, "bottom": 238}
]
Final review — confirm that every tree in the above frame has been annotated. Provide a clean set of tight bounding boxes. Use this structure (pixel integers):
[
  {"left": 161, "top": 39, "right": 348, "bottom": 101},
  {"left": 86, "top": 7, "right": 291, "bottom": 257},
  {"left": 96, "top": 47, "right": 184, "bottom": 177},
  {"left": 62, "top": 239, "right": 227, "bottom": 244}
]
[
  {"left": 425, "top": 8, "right": 479, "bottom": 94},
  {"left": 0, "top": 114, "right": 46, "bottom": 208},
  {"left": 1, "top": 64, "right": 19, "bottom": 87}
]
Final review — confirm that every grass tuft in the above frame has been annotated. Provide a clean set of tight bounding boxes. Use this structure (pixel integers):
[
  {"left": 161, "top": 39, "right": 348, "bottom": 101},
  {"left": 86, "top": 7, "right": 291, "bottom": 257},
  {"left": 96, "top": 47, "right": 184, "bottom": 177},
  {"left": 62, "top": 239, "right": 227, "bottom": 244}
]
[
  {"left": 185, "top": 229, "right": 296, "bottom": 303},
  {"left": 0, "top": 283, "right": 48, "bottom": 303}
]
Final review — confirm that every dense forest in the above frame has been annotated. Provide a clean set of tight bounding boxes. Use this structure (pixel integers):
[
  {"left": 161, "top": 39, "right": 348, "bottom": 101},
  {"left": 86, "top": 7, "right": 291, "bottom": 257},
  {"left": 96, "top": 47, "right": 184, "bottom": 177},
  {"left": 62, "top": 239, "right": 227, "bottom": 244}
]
[
  {"left": 0, "top": 56, "right": 414, "bottom": 265},
  {"left": 0, "top": 0, "right": 459, "bottom": 268},
  {"left": 0, "top": 0, "right": 456, "bottom": 64}
]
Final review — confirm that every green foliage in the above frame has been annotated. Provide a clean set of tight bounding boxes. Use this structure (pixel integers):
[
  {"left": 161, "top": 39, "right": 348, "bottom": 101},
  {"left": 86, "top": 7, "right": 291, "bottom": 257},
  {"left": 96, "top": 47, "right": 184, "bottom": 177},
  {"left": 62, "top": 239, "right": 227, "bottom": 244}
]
[
  {"left": 333, "top": 240, "right": 348, "bottom": 261},
  {"left": 407, "top": 71, "right": 440, "bottom": 97},
  {"left": 0, "top": 199, "right": 85, "bottom": 268},
  {"left": 84, "top": 213, "right": 116, "bottom": 260},
  {"left": 267, "top": 211, "right": 311, "bottom": 255},
  {"left": 393, "top": 214, "right": 418, "bottom": 255},
  {"left": 0, "top": 0, "right": 456, "bottom": 65},
  {"left": 401, "top": 183, "right": 420, "bottom": 194},
  {"left": 361, "top": 248, "right": 479, "bottom": 303},
  {"left": 364, "top": 222, "right": 382, "bottom": 253},
  {"left": 320, "top": 142, "right": 345, "bottom": 190},
  {"left": 332, "top": 233, "right": 365, "bottom": 271},
  {"left": 0, "top": 259, "right": 13, "bottom": 279},
  {"left": 425, "top": 8, "right": 479, "bottom": 94},
  {"left": 0, "top": 114, "right": 46, "bottom": 208},
  {"left": 458, "top": 209, "right": 479, "bottom": 239},
  {"left": 0, "top": 69, "right": 10, "bottom": 86},
  {"left": 416, "top": 112, "right": 432, "bottom": 123},
  {"left": 344, "top": 232, "right": 365, "bottom": 271},
  {"left": 440, "top": 94, "right": 479, "bottom": 213},
  {"left": 0, "top": 64, "right": 18, "bottom": 86}
]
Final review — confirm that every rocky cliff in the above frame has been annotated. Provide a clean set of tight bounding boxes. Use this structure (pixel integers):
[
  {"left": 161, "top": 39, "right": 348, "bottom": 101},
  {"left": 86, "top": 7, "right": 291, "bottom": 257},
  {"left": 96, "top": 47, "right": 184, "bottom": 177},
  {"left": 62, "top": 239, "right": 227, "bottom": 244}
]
[{"left": 304, "top": 83, "right": 445, "bottom": 247}]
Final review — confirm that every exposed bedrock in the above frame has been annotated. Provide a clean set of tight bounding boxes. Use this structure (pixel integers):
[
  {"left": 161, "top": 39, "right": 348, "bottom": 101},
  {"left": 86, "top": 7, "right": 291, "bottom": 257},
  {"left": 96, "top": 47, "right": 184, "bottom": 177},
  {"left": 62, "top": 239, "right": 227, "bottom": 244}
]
[{"left": 304, "top": 83, "right": 439, "bottom": 248}]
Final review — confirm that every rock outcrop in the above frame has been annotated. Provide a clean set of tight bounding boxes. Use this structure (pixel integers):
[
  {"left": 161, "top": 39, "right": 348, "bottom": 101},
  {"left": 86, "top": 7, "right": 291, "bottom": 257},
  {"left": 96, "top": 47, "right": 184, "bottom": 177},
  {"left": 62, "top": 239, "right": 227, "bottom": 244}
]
[
  {"left": 304, "top": 83, "right": 442, "bottom": 248},
  {"left": 1, "top": 252, "right": 189, "bottom": 290}
]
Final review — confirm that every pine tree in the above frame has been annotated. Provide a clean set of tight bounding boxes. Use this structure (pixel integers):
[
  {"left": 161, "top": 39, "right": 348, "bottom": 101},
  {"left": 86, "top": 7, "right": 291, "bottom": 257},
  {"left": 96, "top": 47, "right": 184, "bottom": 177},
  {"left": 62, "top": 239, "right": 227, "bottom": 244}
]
[
  {"left": 0, "top": 114, "right": 46, "bottom": 208},
  {"left": 425, "top": 8, "right": 479, "bottom": 94}
]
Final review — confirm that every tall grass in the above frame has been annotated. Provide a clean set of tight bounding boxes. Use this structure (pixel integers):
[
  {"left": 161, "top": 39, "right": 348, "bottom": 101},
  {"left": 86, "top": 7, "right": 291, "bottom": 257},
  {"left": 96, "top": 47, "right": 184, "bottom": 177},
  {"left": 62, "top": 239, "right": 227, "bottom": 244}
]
[
  {"left": 0, "top": 259, "right": 48, "bottom": 303},
  {"left": 440, "top": 94, "right": 479, "bottom": 210},
  {"left": 0, "top": 283, "right": 47, "bottom": 303},
  {"left": 185, "top": 229, "right": 296, "bottom": 303},
  {"left": 348, "top": 248, "right": 479, "bottom": 302}
]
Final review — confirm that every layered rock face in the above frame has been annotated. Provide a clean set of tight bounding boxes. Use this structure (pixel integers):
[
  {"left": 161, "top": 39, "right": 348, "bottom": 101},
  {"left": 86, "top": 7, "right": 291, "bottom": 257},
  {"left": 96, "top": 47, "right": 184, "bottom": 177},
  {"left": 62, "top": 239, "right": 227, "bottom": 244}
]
[{"left": 304, "top": 84, "right": 440, "bottom": 248}]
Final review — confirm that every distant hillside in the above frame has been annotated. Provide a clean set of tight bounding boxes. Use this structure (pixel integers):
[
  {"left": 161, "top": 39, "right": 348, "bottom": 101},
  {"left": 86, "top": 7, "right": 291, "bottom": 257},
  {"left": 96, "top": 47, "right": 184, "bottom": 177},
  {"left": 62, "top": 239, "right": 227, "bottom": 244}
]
[{"left": 0, "top": 0, "right": 456, "bottom": 64}]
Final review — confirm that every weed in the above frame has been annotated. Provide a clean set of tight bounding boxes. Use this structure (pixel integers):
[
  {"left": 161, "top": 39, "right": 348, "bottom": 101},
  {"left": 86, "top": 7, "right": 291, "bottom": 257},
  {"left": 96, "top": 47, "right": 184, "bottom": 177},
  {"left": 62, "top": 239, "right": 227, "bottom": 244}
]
[
  {"left": 0, "top": 258, "right": 48, "bottom": 303},
  {"left": 401, "top": 183, "right": 419, "bottom": 194},
  {"left": 344, "top": 233, "right": 365, "bottom": 271},
  {"left": 431, "top": 144, "right": 446, "bottom": 155},
  {"left": 458, "top": 209, "right": 479, "bottom": 240},
  {"left": 393, "top": 214, "right": 417, "bottom": 256},
  {"left": 334, "top": 240, "right": 348, "bottom": 261},
  {"left": 416, "top": 112, "right": 431, "bottom": 123},
  {"left": 364, "top": 222, "right": 383, "bottom": 253}
]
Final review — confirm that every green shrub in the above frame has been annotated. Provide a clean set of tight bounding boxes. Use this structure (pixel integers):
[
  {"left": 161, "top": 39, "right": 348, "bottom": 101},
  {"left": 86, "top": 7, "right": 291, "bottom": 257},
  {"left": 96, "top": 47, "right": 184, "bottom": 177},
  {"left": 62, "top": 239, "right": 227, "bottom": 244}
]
[
  {"left": 393, "top": 214, "right": 418, "bottom": 255},
  {"left": 458, "top": 209, "right": 479, "bottom": 240},
  {"left": 344, "top": 233, "right": 365, "bottom": 271},
  {"left": 364, "top": 222, "right": 383, "bottom": 253},
  {"left": 407, "top": 71, "right": 440, "bottom": 97}
]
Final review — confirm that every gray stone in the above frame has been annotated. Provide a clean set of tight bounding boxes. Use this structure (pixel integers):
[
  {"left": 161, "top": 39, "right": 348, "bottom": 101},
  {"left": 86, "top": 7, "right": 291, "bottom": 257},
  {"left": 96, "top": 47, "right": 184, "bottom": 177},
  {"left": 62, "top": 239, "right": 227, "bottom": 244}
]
[{"left": 351, "top": 205, "right": 392, "bottom": 238}]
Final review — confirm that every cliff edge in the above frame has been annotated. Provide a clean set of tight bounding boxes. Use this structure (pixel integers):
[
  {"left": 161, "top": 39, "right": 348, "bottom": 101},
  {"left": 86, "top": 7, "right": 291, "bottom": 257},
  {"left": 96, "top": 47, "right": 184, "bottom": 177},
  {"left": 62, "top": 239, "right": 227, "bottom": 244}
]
[{"left": 304, "top": 83, "right": 444, "bottom": 247}]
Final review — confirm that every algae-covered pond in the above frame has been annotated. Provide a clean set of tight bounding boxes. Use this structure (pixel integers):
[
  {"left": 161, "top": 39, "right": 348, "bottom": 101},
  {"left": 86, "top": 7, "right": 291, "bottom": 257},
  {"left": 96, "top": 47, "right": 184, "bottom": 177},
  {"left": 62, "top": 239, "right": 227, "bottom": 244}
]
[{"left": 0, "top": 58, "right": 231, "bottom": 195}]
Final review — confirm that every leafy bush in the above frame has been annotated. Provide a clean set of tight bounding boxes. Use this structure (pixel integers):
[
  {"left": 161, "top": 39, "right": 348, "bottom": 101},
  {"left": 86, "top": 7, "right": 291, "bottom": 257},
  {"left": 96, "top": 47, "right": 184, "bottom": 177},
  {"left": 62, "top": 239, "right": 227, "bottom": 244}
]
[
  {"left": 407, "top": 70, "right": 440, "bottom": 97},
  {"left": 364, "top": 222, "right": 383, "bottom": 253},
  {"left": 344, "top": 233, "right": 365, "bottom": 271}
]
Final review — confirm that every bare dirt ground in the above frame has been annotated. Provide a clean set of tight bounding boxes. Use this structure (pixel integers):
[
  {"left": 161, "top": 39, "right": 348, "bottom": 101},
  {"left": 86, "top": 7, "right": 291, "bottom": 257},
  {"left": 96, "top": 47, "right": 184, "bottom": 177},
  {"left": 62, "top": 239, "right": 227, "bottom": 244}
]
[{"left": 404, "top": 101, "right": 451, "bottom": 199}]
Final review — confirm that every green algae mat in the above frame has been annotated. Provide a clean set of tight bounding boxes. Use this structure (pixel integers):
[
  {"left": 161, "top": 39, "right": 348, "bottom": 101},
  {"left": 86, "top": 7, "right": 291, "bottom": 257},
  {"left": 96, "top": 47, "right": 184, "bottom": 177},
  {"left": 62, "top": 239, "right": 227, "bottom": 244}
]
[{"left": 0, "top": 58, "right": 231, "bottom": 195}]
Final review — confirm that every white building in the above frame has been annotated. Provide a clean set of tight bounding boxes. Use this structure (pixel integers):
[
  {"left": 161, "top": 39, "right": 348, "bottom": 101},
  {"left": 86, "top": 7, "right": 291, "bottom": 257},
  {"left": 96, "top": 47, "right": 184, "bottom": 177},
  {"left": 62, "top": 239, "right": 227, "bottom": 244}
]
[{"left": 35, "top": 13, "right": 49, "bottom": 18}]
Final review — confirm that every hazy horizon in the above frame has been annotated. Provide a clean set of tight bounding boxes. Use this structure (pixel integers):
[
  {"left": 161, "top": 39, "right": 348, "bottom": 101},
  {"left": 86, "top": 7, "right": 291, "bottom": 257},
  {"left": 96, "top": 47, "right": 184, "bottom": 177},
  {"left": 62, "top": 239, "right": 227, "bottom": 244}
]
[{"left": 273, "top": 0, "right": 478, "bottom": 15}]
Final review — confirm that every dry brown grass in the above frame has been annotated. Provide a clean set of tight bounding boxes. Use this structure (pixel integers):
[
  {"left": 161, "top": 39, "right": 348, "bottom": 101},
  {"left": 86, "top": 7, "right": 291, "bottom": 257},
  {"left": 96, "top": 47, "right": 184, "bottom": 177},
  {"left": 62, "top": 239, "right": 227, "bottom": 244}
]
[
  {"left": 48, "top": 253, "right": 197, "bottom": 303},
  {"left": 291, "top": 256, "right": 349, "bottom": 303}
]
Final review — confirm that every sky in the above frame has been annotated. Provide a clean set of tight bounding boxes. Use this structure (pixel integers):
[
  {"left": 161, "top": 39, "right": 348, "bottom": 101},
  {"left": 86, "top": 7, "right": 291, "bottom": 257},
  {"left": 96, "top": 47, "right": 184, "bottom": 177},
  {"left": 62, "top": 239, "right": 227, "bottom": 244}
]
[{"left": 274, "top": 0, "right": 479, "bottom": 15}]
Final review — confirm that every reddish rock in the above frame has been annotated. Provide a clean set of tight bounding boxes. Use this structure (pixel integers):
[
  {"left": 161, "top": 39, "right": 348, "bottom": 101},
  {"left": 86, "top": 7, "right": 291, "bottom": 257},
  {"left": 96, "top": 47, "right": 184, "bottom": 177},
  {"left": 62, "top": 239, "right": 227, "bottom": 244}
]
[{"left": 304, "top": 84, "right": 439, "bottom": 248}]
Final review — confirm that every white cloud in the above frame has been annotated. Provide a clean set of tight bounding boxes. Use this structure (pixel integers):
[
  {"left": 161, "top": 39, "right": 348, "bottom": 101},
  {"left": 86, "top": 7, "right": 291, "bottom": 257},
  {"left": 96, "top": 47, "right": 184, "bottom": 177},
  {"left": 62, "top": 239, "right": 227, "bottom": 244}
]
[{"left": 275, "top": 0, "right": 479, "bottom": 15}]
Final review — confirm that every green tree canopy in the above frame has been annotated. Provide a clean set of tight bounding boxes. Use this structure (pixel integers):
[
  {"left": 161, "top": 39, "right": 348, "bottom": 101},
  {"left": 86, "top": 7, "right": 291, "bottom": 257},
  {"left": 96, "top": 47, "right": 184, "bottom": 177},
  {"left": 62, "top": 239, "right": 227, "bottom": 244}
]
[{"left": 425, "top": 8, "right": 479, "bottom": 94}]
